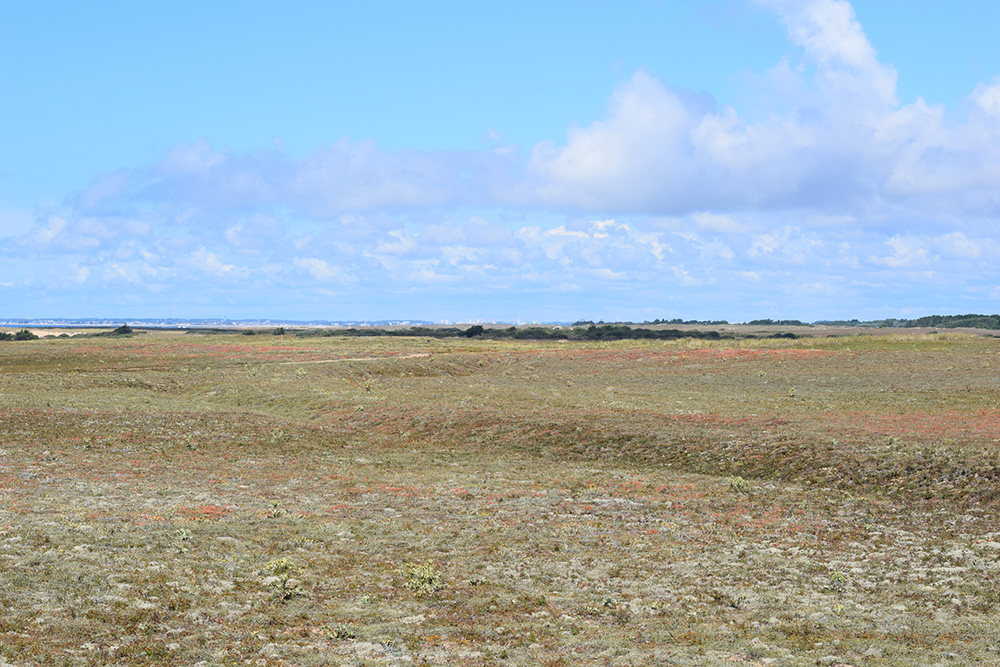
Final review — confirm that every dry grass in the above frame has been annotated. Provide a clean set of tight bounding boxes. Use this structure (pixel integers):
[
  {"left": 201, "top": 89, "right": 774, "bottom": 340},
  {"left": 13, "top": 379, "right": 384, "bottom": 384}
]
[{"left": 1, "top": 332, "right": 1000, "bottom": 665}]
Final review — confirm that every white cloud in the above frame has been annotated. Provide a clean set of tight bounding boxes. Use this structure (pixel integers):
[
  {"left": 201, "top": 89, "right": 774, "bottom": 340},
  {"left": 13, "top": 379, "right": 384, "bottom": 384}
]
[
  {"left": 519, "top": 0, "right": 1000, "bottom": 219},
  {"left": 698, "top": 239, "right": 736, "bottom": 261},
  {"left": 971, "top": 79, "right": 1000, "bottom": 118},
  {"left": 293, "top": 257, "right": 353, "bottom": 284},
  {"left": 870, "top": 235, "right": 931, "bottom": 268},
  {"left": 749, "top": 227, "right": 820, "bottom": 264},
  {"left": 672, "top": 264, "right": 700, "bottom": 286},
  {"left": 758, "top": 0, "right": 897, "bottom": 104},
  {"left": 408, "top": 260, "right": 458, "bottom": 284},
  {"left": 635, "top": 231, "right": 671, "bottom": 260},
  {"left": 590, "top": 268, "right": 628, "bottom": 281},
  {"left": 933, "top": 232, "right": 986, "bottom": 260},
  {"left": 373, "top": 230, "right": 417, "bottom": 256},
  {"left": 189, "top": 247, "right": 245, "bottom": 277}
]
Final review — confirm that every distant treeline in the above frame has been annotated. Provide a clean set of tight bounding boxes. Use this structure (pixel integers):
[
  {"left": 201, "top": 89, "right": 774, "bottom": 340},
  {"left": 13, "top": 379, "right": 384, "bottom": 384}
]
[
  {"left": 297, "top": 324, "right": 800, "bottom": 341},
  {"left": 0, "top": 329, "right": 39, "bottom": 341},
  {"left": 743, "top": 319, "right": 809, "bottom": 326},
  {"left": 91, "top": 324, "right": 142, "bottom": 337},
  {"left": 815, "top": 314, "right": 1000, "bottom": 330},
  {"left": 577, "top": 319, "right": 731, "bottom": 326}
]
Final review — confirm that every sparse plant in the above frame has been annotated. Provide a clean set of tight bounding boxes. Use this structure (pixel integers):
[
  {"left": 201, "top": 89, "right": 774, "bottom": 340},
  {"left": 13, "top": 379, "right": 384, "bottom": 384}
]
[
  {"left": 728, "top": 475, "right": 752, "bottom": 494},
  {"left": 174, "top": 528, "right": 192, "bottom": 553},
  {"left": 266, "top": 501, "right": 285, "bottom": 518},
  {"left": 401, "top": 561, "right": 444, "bottom": 596},
  {"left": 711, "top": 589, "right": 749, "bottom": 609},
  {"left": 264, "top": 557, "right": 305, "bottom": 601},
  {"left": 327, "top": 623, "right": 357, "bottom": 640}
]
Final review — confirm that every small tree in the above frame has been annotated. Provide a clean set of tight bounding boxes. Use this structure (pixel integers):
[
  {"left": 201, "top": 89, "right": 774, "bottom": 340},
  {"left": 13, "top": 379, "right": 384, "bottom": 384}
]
[
  {"left": 14, "top": 329, "right": 38, "bottom": 341},
  {"left": 111, "top": 324, "right": 133, "bottom": 336},
  {"left": 463, "top": 325, "right": 485, "bottom": 338}
]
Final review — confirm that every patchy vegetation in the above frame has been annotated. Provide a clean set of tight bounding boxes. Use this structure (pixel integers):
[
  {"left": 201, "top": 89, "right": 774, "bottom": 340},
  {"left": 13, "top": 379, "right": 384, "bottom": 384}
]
[
  {"left": 298, "top": 324, "right": 773, "bottom": 341},
  {"left": 1, "top": 332, "right": 999, "bottom": 665},
  {"left": 0, "top": 329, "right": 39, "bottom": 341},
  {"left": 817, "top": 313, "right": 1000, "bottom": 330}
]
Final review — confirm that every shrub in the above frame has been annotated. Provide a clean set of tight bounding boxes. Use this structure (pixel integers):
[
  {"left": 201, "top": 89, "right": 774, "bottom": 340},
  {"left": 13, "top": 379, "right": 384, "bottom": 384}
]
[
  {"left": 463, "top": 325, "right": 485, "bottom": 337},
  {"left": 728, "top": 476, "right": 752, "bottom": 494},
  {"left": 401, "top": 561, "right": 444, "bottom": 596},
  {"left": 264, "top": 557, "right": 305, "bottom": 601}
]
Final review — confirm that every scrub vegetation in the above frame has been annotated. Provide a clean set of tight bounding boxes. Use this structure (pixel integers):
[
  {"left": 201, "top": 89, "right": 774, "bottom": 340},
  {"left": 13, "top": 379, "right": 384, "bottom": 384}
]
[{"left": 1, "top": 330, "right": 999, "bottom": 665}]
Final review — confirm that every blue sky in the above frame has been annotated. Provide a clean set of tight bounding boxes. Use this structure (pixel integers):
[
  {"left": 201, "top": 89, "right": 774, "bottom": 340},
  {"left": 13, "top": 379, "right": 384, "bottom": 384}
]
[{"left": 2, "top": 0, "right": 1000, "bottom": 322}]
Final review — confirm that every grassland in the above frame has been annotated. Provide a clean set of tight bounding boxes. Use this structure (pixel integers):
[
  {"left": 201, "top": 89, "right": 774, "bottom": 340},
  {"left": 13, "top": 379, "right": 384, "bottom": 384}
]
[{"left": 2, "top": 330, "right": 1000, "bottom": 666}]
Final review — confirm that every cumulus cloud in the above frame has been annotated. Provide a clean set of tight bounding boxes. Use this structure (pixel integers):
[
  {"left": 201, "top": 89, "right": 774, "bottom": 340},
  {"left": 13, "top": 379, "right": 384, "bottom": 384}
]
[
  {"left": 759, "top": 0, "right": 898, "bottom": 105},
  {"left": 34, "top": 0, "right": 1000, "bottom": 229},
  {"left": 526, "top": 0, "right": 1000, "bottom": 218}
]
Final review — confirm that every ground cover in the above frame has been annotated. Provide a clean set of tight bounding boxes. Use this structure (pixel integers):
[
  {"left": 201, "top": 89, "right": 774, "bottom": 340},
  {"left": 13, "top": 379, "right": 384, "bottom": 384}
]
[{"left": 1, "top": 332, "right": 999, "bottom": 665}]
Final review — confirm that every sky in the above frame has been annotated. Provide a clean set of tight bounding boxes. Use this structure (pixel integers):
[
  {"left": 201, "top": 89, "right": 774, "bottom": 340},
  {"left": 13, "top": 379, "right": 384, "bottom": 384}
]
[{"left": 2, "top": 0, "right": 1000, "bottom": 323}]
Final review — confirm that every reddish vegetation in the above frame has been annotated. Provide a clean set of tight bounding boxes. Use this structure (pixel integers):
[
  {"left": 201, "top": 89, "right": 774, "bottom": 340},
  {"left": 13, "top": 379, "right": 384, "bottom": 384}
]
[{"left": 2, "top": 332, "right": 1000, "bottom": 664}]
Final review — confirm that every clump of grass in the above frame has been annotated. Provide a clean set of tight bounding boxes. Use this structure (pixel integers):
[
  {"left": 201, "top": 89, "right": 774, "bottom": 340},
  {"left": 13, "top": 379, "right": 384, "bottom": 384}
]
[{"left": 401, "top": 561, "right": 444, "bottom": 596}]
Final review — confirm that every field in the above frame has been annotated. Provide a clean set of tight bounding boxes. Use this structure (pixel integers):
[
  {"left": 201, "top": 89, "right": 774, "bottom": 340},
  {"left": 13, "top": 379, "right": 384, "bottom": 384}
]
[{"left": 2, "top": 330, "right": 1000, "bottom": 666}]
